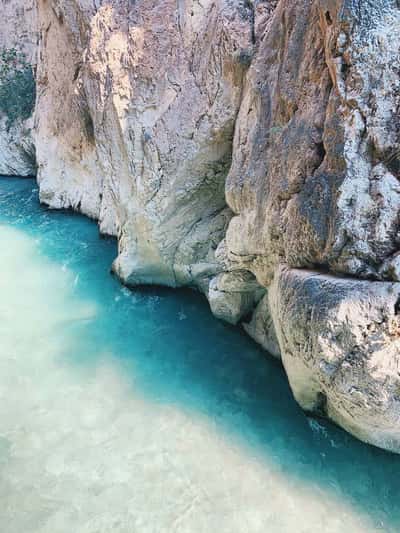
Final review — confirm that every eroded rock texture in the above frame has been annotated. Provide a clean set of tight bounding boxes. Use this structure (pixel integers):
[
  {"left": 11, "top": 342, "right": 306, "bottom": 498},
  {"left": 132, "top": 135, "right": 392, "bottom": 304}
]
[
  {"left": 223, "top": 0, "right": 400, "bottom": 282},
  {"left": 0, "top": 0, "right": 37, "bottom": 175},
  {"left": 218, "top": 0, "right": 400, "bottom": 450},
  {"left": 2, "top": 0, "right": 400, "bottom": 452},
  {"left": 36, "top": 0, "right": 254, "bottom": 290},
  {"left": 271, "top": 267, "right": 400, "bottom": 452}
]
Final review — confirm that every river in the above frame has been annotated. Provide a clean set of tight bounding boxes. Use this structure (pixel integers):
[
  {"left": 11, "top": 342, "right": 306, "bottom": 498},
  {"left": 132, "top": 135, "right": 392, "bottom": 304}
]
[{"left": 0, "top": 177, "right": 399, "bottom": 532}]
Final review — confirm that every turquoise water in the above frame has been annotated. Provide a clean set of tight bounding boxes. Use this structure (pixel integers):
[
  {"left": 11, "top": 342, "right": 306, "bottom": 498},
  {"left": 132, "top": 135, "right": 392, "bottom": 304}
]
[{"left": 0, "top": 177, "right": 400, "bottom": 533}]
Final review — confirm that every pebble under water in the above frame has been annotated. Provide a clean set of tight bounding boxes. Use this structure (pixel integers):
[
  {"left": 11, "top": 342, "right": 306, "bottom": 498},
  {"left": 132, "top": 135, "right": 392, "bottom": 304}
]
[{"left": 1, "top": 177, "right": 400, "bottom": 533}]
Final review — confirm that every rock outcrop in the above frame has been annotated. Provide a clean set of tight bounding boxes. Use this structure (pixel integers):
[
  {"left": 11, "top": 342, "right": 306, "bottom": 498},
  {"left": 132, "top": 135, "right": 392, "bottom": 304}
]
[
  {"left": 271, "top": 267, "right": 400, "bottom": 453},
  {"left": 1, "top": 0, "right": 400, "bottom": 453},
  {"left": 0, "top": 0, "right": 37, "bottom": 176},
  {"left": 224, "top": 0, "right": 400, "bottom": 285},
  {"left": 35, "top": 0, "right": 254, "bottom": 292}
]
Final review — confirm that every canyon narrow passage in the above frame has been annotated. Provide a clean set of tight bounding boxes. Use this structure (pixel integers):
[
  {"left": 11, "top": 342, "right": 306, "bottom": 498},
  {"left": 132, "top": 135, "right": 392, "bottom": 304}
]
[{"left": 1, "top": 177, "right": 400, "bottom": 533}]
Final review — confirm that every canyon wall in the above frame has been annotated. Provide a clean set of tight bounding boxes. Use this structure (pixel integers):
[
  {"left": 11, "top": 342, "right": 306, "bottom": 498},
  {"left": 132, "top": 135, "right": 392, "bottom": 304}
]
[
  {"left": 1, "top": 0, "right": 400, "bottom": 453},
  {"left": 0, "top": 0, "right": 36, "bottom": 175}
]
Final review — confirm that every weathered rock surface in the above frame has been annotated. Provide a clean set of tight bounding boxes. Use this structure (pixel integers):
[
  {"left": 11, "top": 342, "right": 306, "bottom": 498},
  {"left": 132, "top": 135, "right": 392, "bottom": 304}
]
[
  {"left": 224, "top": 0, "right": 400, "bottom": 283},
  {"left": 211, "top": 0, "right": 400, "bottom": 451},
  {"left": 35, "top": 0, "right": 254, "bottom": 291},
  {"left": 209, "top": 270, "right": 266, "bottom": 325},
  {"left": 2, "top": 0, "right": 400, "bottom": 453},
  {"left": 0, "top": 116, "right": 36, "bottom": 176},
  {"left": 243, "top": 293, "right": 281, "bottom": 359},
  {"left": 0, "top": 0, "right": 37, "bottom": 176},
  {"left": 270, "top": 267, "right": 400, "bottom": 452}
]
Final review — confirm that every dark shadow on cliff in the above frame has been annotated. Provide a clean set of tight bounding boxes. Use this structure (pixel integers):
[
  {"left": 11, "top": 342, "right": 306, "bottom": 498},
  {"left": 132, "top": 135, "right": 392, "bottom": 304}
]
[{"left": 1, "top": 176, "right": 400, "bottom": 531}]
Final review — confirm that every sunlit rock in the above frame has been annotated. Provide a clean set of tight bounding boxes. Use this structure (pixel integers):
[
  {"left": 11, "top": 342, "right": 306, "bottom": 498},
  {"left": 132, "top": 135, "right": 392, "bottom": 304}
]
[{"left": 270, "top": 267, "right": 400, "bottom": 453}]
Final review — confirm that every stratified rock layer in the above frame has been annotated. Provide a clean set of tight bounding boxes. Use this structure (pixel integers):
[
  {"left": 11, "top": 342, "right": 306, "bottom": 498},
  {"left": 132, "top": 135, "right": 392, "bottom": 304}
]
[{"left": 1, "top": 0, "right": 400, "bottom": 453}]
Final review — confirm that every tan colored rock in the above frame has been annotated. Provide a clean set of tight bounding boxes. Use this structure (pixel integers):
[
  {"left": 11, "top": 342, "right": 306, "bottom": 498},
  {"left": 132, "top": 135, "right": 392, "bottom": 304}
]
[
  {"left": 224, "top": 0, "right": 400, "bottom": 283},
  {"left": 224, "top": 0, "right": 332, "bottom": 286},
  {"left": 0, "top": 0, "right": 37, "bottom": 64},
  {"left": 0, "top": 117, "right": 36, "bottom": 176},
  {"left": 3, "top": 0, "right": 400, "bottom": 453},
  {"left": 0, "top": 0, "right": 37, "bottom": 176},
  {"left": 208, "top": 271, "right": 265, "bottom": 325},
  {"left": 217, "top": 0, "right": 400, "bottom": 451},
  {"left": 243, "top": 293, "right": 281, "bottom": 359},
  {"left": 35, "top": 0, "right": 102, "bottom": 220},
  {"left": 35, "top": 0, "right": 254, "bottom": 289},
  {"left": 270, "top": 266, "right": 400, "bottom": 453}
]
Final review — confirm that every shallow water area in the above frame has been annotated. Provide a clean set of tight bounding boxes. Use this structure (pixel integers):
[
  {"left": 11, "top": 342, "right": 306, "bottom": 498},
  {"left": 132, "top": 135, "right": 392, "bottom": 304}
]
[{"left": 0, "top": 177, "right": 400, "bottom": 533}]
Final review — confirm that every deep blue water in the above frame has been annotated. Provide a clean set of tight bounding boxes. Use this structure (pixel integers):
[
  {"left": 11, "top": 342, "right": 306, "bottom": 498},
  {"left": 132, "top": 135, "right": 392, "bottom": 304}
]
[{"left": 1, "top": 176, "right": 400, "bottom": 532}]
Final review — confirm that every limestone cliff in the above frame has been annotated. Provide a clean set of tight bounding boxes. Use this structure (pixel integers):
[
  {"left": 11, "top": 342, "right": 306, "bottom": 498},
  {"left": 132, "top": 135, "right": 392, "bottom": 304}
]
[
  {"left": 0, "top": 0, "right": 36, "bottom": 175},
  {"left": 1, "top": 0, "right": 400, "bottom": 453}
]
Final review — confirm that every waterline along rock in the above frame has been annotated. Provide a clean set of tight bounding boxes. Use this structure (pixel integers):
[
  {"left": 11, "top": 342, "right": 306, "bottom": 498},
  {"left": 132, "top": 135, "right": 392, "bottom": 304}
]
[{"left": 1, "top": 0, "right": 400, "bottom": 453}]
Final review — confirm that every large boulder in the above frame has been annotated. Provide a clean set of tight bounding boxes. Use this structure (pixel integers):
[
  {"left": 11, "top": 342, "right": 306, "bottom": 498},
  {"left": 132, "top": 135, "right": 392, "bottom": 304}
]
[{"left": 271, "top": 267, "right": 400, "bottom": 453}]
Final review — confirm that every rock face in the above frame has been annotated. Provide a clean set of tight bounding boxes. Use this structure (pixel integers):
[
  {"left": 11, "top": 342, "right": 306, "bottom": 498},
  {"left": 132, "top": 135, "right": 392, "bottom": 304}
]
[
  {"left": 224, "top": 0, "right": 400, "bottom": 284},
  {"left": 35, "top": 0, "right": 254, "bottom": 292},
  {"left": 0, "top": 0, "right": 37, "bottom": 176},
  {"left": 214, "top": 0, "right": 400, "bottom": 449},
  {"left": 271, "top": 267, "right": 400, "bottom": 452},
  {"left": 2, "top": 0, "right": 400, "bottom": 452},
  {"left": 0, "top": 116, "right": 36, "bottom": 176}
]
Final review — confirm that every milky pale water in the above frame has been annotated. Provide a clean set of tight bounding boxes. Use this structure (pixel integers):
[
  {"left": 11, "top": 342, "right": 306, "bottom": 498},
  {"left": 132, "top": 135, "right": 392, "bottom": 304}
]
[{"left": 1, "top": 178, "right": 400, "bottom": 533}]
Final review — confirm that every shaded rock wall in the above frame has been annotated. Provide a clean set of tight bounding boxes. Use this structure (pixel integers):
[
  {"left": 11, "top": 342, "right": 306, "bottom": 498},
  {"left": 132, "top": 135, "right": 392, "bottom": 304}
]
[
  {"left": 2, "top": 0, "right": 400, "bottom": 452},
  {"left": 0, "top": 0, "right": 37, "bottom": 175},
  {"left": 222, "top": 0, "right": 400, "bottom": 283}
]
